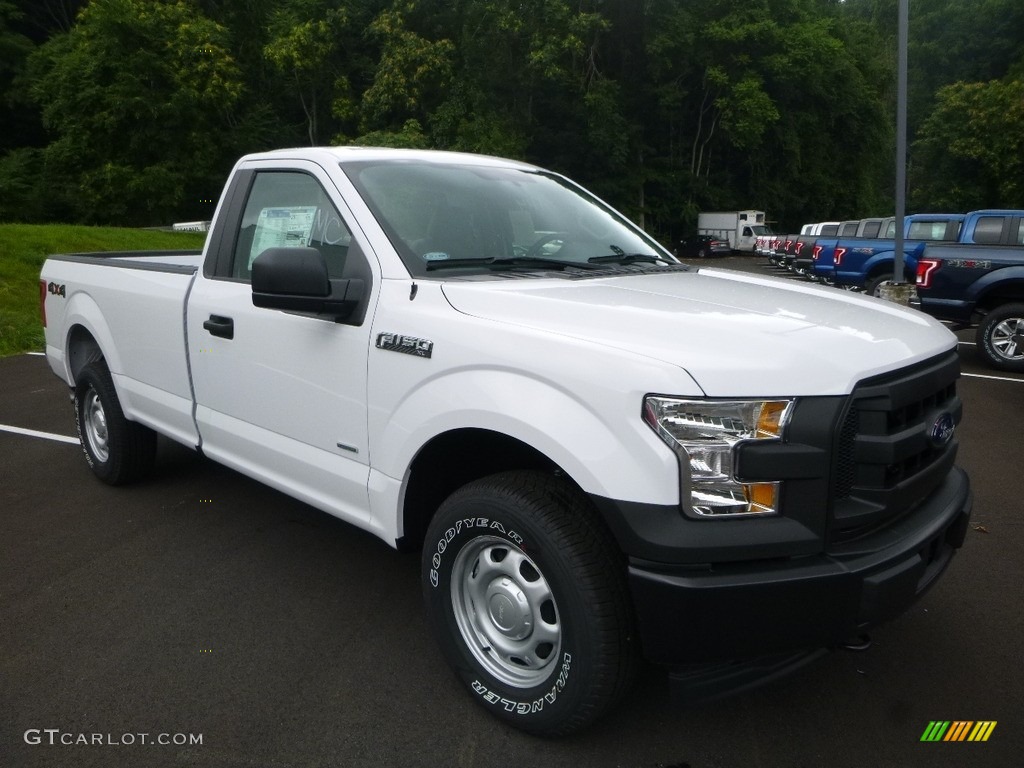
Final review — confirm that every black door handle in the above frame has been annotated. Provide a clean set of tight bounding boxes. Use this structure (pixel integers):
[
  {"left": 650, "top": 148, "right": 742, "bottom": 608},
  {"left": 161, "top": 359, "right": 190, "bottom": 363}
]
[{"left": 203, "top": 314, "right": 234, "bottom": 339}]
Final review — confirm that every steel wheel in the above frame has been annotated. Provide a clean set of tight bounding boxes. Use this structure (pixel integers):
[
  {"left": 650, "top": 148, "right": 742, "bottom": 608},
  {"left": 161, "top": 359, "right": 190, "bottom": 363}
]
[
  {"left": 423, "top": 471, "right": 637, "bottom": 735},
  {"left": 450, "top": 535, "right": 561, "bottom": 688},
  {"left": 74, "top": 361, "right": 156, "bottom": 484},
  {"left": 82, "top": 388, "right": 110, "bottom": 463}
]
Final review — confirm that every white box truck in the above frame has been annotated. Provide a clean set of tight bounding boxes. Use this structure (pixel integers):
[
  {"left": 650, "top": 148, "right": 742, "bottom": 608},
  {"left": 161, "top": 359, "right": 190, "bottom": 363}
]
[{"left": 698, "top": 210, "right": 769, "bottom": 252}]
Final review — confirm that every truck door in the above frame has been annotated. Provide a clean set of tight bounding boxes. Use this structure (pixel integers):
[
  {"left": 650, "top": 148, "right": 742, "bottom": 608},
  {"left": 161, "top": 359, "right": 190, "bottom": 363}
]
[
  {"left": 739, "top": 225, "right": 754, "bottom": 251},
  {"left": 187, "top": 161, "right": 375, "bottom": 527}
]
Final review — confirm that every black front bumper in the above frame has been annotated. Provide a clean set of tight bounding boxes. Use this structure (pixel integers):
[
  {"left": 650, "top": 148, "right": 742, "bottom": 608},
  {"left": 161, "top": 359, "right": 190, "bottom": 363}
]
[{"left": 623, "top": 467, "right": 971, "bottom": 666}]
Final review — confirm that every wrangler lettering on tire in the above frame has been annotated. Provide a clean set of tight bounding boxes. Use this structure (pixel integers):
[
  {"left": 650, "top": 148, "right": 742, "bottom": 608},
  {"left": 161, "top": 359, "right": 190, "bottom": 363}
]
[{"left": 422, "top": 471, "right": 636, "bottom": 736}]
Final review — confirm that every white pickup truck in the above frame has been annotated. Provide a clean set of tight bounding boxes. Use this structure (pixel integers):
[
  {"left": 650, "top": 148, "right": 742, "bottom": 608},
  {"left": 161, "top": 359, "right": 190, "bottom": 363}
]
[{"left": 41, "top": 147, "right": 972, "bottom": 735}]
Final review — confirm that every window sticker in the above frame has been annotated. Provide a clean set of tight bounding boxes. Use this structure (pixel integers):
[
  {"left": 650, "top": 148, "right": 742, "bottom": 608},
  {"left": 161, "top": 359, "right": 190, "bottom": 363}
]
[{"left": 249, "top": 206, "right": 318, "bottom": 268}]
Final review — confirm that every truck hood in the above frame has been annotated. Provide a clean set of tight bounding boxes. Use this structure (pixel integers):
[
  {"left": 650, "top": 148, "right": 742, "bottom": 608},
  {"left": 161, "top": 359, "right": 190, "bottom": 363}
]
[{"left": 440, "top": 268, "right": 957, "bottom": 397}]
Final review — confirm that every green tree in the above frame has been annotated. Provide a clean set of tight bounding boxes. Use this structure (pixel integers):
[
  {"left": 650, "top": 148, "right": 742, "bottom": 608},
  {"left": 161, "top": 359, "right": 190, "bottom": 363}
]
[
  {"left": 27, "top": 0, "right": 245, "bottom": 224},
  {"left": 639, "top": 0, "right": 893, "bottom": 237},
  {"left": 264, "top": 1, "right": 352, "bottom": 145},
  {"left": 911, "top": 78, "right": 1024, "bottom": 210}
]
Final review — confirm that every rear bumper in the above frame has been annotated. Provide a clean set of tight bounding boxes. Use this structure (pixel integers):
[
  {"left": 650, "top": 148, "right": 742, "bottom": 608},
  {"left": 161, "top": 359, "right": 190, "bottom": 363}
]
[
  {"left": 626, "top": 467, "right": 971, "bottom": 665},
  {"left": 915, "top": 296, "right": 975, "bottom": 324}
]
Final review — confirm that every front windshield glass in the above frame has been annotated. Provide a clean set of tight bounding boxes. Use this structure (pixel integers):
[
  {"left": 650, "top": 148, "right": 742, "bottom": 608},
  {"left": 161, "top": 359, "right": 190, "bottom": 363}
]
[{"left": 341, "top": 159, "right": 675, "bottom": 277}]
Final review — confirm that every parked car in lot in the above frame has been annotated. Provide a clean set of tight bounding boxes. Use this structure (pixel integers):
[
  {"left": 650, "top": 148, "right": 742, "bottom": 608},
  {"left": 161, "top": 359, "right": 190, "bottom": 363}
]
[
  {"left": 676, "top": 234, "right": 730, "bottom": 258},
  {"left": 39, "top": 146, "right": 972, "bottom": 736}
]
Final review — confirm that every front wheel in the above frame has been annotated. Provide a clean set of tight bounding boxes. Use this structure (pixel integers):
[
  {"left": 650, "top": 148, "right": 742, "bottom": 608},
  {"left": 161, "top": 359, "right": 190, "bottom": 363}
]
[
  {"left": 422, "top": 471, "right": 636, "bottom": 736},
  {"left": 976, "top": 303, "right": 1024, "bottom": 372},
  {"left": 75, "top": 361, "right": 156, "bottom": 484}
]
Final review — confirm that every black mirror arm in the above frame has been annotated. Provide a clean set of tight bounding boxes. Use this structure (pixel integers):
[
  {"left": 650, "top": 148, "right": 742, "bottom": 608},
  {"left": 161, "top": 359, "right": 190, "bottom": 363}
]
[{"left": 322, "top": 278, "right": 365, "bottom": 322}]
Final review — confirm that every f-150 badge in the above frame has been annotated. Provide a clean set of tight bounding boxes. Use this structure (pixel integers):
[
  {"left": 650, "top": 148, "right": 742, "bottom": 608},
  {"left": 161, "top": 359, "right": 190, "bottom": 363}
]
[{"left": 376, "top": 332, "right": 434, "bottom": 359}]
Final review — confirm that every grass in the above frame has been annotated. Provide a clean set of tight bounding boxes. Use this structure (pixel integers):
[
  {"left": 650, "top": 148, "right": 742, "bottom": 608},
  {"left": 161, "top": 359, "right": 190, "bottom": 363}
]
[{"left": 0, "top": 224, "right": 208, "bottom": 357}]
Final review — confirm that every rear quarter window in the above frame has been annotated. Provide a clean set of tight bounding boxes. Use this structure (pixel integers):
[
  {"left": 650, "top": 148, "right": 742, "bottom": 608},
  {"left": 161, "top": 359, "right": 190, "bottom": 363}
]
[{"left": 972, "top": 217, "right": 1004, "bottom": 244}]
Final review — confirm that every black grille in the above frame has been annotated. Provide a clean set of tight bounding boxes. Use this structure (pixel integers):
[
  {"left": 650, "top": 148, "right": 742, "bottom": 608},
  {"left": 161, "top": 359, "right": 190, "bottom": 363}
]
[
  {"left": 829, "top": 351, "right": 961, "bottom": 544},
  {"left": 833, "top": 406, "right": 859, "bottom": 500}
]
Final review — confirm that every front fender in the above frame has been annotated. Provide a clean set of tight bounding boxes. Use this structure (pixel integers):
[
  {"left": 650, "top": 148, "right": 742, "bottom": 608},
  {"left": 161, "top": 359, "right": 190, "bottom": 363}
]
[{"left": 371, "top": 366, "right": 681, "bottom": 507}]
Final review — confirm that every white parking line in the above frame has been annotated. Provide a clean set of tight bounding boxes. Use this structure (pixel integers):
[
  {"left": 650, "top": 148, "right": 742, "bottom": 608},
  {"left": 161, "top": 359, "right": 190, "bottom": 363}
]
[
  {"left": 25, "top": 351, "right": 45, "bottom": 356},
  {"left": 0, "top": 423, "right": 79, "bottom": 445},
  {"left": 962, "top": 372, "right": 1024, "bottom": 383}
]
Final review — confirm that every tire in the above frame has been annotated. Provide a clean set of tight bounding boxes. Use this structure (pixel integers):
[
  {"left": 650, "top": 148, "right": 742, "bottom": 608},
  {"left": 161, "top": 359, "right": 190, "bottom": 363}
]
[
  {"left": 74, "top": 361, "right": 156, "bottom": 485},
  {"left": 976, "top": 303, "right": 1024, "bottom": 372},
  {"left": 696, "top": 247, "right": 707, "bottom": 258},
  {"left": 422, "top": 471, "right": 636, "bottom": 736},
  {"left": 864, "top": 272, "right": 893, "bottom": 297}
]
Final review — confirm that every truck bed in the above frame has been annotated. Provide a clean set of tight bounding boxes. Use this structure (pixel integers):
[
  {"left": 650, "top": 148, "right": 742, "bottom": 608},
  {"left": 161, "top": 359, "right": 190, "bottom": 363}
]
[{"left": 41, "top": 249, "right": 204, "bottom": 448}]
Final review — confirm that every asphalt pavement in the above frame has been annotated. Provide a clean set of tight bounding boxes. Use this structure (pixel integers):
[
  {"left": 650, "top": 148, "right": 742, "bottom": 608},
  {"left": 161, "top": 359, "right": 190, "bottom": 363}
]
[{"left": 2, "top": 260, "right": 1021, "bottom": 767}]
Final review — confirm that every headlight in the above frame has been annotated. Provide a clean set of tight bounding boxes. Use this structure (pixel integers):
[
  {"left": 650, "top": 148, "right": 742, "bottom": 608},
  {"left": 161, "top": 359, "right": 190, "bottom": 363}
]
[{"left": 643, "top": 397, "right": 793, "bottom": 517}]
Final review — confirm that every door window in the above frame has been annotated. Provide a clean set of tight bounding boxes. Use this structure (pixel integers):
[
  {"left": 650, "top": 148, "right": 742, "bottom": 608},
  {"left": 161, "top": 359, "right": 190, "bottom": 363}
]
[{"left": 232, "top": 172, "right": 354, "bottom": 280}]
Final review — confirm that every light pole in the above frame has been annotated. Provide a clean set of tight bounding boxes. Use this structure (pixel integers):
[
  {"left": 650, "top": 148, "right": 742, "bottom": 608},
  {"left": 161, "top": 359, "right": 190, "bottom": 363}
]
[{"left": 883, "top": 0, "right": 916, "bottom": 305}]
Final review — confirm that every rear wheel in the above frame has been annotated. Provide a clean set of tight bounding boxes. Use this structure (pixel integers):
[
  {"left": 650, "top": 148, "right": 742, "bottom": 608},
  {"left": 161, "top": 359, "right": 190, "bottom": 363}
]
[
  {"left": 976, "top": 303, "right": 1024, "bottom": 372},
  {"left": 422, "top": 471, "right": 636, "bottom": 736},
  {"left": 75, "top": 361, "right": 156, "bottom": 484},
  {"left": 864, "top": 272, "right": 893, "bottom": 297}
]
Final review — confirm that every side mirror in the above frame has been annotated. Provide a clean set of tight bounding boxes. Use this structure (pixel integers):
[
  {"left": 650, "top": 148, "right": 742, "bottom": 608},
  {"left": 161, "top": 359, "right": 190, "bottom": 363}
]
[{"left": 251, "top": 247, "right": 364, "bottom": 322}]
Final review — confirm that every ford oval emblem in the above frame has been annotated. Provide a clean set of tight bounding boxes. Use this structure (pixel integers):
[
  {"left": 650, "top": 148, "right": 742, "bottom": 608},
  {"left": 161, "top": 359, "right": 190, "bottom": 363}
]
[{"left": 929, "top": 412, "right": 955, "bottom": 447}]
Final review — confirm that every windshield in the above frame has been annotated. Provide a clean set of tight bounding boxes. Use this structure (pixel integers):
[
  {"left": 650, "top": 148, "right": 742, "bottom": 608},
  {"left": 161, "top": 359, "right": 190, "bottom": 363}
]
[{"left": 340, "top": 160, "right": 675, "bottom": 277}]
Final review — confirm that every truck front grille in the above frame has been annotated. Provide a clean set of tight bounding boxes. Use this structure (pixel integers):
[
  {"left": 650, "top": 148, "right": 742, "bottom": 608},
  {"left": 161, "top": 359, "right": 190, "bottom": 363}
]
[{"left": 829, "top": 350, "right": 961, "bottom": 544}]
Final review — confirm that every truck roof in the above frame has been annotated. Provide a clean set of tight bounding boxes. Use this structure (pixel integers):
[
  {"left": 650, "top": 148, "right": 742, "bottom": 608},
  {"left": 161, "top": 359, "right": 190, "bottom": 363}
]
[
  {"left": 241, "top": 146, "right": 539, "bottom": 171},
  {"left": 963, "top": 208, "right": 1024, "bottom": 216}
]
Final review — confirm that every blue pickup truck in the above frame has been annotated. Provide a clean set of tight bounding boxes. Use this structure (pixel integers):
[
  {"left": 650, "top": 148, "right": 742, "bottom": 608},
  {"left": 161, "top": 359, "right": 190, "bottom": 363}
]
[
  {"left": 809, "top": 218, "right": 893, "bottom": 284},
  {"left": 915, "top": 237, "right": 1024, "bottom": 371},
  {"left": 811, "top": 214, "right": 964, "bottom": 294},
  {"left": 812, "top": 210, "right": 1024, "bottom": 294},
  {"left": 794, "top": 219, "right": 885, "bottom": 281}
]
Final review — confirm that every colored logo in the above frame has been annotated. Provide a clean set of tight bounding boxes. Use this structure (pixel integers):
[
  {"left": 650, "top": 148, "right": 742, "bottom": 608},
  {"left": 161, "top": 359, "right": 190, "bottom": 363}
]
[{"left": 920, "top": 721, "right": 997, "bottom": 742}]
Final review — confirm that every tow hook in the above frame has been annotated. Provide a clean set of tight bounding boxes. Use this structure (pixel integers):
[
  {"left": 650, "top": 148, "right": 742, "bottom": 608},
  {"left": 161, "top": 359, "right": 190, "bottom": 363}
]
[{"left": 840, "top": 633, "right": 872, "bottom": 652}]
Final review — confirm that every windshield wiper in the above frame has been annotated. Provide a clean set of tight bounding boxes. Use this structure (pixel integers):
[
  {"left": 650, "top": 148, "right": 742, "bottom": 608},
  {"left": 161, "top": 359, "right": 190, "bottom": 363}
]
[
  {"left": 425, "top": 256, "right": 601, "bottom": 272},
  {"left": 587, "top": 253, "right": 669, "bottom": 265}
]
